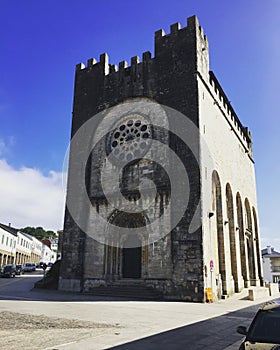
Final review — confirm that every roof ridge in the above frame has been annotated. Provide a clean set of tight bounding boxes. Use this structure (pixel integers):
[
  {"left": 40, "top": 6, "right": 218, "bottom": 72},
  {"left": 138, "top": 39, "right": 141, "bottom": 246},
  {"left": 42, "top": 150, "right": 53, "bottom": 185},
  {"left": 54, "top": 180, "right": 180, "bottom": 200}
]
[{"left": 0, "top": 222, "right": 19, "bottom": 236}]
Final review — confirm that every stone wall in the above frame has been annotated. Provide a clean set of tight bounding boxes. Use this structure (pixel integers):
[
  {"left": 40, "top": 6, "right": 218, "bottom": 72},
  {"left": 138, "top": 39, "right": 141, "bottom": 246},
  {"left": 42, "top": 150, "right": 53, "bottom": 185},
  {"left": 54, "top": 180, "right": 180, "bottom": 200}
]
[
  {"left": 59, "top": 15, "right": 262, "bottom": 302},
  {"left": 198, "top": 68, "right": 263, "bottom": 297}
]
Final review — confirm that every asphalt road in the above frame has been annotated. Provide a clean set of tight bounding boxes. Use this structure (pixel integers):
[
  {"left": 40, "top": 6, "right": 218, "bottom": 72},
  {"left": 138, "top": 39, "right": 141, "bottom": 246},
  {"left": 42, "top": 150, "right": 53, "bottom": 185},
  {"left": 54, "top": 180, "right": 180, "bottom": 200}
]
[
  {"left": 0, "top": 273, "right": 279, "bottom": 349},
  {"left": 0, "top": 269, "right": 44, "bottom": 300}
]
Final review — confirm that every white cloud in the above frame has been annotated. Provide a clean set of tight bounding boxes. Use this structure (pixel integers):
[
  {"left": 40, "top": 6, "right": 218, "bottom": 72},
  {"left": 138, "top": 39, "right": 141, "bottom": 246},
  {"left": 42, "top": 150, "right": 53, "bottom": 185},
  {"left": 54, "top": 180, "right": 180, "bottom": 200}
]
[{"left": 0, "top": 159, "right": 66, "bottom": 232}]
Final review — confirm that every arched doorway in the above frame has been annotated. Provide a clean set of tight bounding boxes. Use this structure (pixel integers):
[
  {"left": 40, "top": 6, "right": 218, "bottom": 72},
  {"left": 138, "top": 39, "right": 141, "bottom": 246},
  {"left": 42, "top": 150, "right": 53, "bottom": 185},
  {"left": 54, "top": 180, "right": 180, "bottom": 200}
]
[
  {"left": 122, "top": 236, "right": 141, "bottom": 278},
  {"left": 104, "top": 211, "right": 148, "bottom": 280}
]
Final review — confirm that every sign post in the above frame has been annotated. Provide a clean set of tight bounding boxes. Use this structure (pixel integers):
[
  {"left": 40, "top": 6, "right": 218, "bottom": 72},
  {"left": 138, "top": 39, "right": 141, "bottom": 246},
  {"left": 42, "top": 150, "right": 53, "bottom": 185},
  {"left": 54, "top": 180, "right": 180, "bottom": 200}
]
[{"left": 210, "top": 260, "right": 214, "bottom": 300}]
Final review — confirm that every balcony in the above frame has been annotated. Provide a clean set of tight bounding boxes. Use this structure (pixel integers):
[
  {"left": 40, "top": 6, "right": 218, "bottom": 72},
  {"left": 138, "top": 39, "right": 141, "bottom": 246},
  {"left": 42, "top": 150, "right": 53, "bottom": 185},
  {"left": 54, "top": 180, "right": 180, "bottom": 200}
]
[{"left": 271, "top": 266, "right": 280, "bottom": 272}]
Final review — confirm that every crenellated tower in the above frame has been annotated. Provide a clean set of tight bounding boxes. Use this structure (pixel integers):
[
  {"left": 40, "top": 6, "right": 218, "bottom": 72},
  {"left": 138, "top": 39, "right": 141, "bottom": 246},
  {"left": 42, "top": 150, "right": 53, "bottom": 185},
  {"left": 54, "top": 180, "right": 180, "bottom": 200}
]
[
  {"left": 72, "top": 15, "right": 210, "bottom": 135},
  {"left": 59, "top": 15, "right": 263, "bottom": 302}
]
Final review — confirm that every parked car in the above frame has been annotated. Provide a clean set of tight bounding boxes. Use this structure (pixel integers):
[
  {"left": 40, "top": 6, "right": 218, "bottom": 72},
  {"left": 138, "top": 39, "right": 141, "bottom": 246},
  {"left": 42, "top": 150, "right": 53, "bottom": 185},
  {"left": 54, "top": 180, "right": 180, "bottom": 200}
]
[
  {"left": 24, "top": 263, "right": 36, "bottom": 272},
  {"left": 15, "top": 264, "right": 25, "bottom": 275},
  {"left": 237, "top": 301, "right": 280, "bottom": 349},
  {"left": 0, "top": 264, "right": 16, "bottom": 278}
]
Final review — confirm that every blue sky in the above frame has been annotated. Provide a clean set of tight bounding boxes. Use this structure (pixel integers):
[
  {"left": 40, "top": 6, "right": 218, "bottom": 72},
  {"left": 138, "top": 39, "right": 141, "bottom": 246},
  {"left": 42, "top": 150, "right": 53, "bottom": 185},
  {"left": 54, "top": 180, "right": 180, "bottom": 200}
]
[{"left": 0, "top": 0, "right": 279, "bottom": 250}]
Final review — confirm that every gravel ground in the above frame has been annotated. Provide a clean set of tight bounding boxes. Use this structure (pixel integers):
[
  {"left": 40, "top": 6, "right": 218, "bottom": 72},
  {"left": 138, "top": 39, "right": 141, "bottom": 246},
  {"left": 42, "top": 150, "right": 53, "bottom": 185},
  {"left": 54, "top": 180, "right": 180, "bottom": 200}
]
[{"left": 0, "top": 311, "right": 121, "bottom": 350}]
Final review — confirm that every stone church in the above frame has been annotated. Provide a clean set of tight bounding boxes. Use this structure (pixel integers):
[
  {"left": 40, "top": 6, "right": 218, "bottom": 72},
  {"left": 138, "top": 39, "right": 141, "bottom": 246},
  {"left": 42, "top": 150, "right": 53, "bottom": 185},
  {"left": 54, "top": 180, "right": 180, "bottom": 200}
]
[{"left": 59, "top": 15, "right": 264, "bottom": 302}]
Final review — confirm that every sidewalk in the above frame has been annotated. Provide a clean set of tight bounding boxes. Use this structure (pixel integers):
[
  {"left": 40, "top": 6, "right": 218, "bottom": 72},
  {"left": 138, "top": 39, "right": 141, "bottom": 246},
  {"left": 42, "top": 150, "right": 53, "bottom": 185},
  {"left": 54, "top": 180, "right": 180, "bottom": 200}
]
[{"left": 0, "top": 288, "right": 279, "bottom": 349}]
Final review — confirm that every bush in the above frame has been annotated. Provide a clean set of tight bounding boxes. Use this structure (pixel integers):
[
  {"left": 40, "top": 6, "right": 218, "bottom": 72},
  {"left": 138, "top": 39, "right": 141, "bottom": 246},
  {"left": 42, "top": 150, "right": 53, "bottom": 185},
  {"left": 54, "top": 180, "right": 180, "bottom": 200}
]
[{"left": 34, "top": 260, "right": 61, "bottom": 290}]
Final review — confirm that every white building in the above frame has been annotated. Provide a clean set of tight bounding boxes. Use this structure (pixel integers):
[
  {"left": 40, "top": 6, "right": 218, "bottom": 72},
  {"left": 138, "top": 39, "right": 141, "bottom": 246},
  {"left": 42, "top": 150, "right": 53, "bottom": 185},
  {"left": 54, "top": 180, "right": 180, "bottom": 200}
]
[
  {"left": 16, "top": 231, "right": 32, "bottom": 264},
  {"left": 0, "top": 222, "right": 55, "bottom": 267},
  {"left": 50, "top": 237, "right": 58, "bottom": 262},
  {"left": 0, "top": 223, "right": 17, "bottom": 267},
  {"left": 41, "top": 243, "right": 53, "bottom": 265},
  {"left": 262, "top": 246, "right": 280, "bottom": 284},
  {"left": 23, "top": 233, "right": 42, "bottom": 265}
]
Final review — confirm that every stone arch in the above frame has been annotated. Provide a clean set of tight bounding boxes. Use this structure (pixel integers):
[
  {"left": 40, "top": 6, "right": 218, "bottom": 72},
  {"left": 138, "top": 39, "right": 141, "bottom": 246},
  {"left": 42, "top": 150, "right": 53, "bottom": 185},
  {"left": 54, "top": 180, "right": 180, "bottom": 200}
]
[
  {"left": 252, "top": 207, "right": 263, "bottom": 285},
  {"left": 226, "top": 183, "right": 238, "bottom": 291},
  {"left": 104, "top": 210, "right": 149, "bottom": 280},
  {"left": 244, "top": 198, "right": 252, "bottom": 231},
  {"left": 212, "top": 171, "right": 226, "bottom": 297},
  {"left": 244, "top": 198, "right": 255, "bottom": 281},
  {"left": 236, "top": 193, "right": 248, "bottom": 285}
]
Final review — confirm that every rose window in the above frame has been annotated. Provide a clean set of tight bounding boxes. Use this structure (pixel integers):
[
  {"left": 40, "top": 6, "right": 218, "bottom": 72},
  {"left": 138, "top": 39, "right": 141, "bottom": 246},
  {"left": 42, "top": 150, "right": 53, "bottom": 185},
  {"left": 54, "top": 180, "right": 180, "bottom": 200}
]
[{"left": 109, "top": 117, "right": 151, "bottom": 162}]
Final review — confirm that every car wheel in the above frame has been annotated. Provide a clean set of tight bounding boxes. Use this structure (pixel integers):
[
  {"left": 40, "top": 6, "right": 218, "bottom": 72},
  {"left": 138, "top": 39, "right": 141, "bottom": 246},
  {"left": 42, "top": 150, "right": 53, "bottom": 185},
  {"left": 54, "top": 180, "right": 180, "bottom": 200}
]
[{"left": 238, "top": 343, "right": 245, "bottom": 350}]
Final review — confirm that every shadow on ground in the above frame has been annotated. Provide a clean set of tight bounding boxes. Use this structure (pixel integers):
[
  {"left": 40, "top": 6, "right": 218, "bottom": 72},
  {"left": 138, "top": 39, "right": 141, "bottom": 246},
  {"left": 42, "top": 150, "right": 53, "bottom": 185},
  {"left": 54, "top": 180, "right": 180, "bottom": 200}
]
[
  {"left": 106, "top": 303, "right": 265, "bottom": 350},
  {"left": 0, "top": 285, "right": 171, "bottom": 302}
]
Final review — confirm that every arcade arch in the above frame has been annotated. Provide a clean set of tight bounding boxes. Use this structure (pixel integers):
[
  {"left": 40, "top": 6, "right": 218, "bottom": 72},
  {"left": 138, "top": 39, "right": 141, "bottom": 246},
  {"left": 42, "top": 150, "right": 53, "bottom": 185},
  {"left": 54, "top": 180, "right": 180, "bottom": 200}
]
[
  {"left": 212, "top": 171, "right": 226, "bottom": 296},
  {"left": 226, "top": 183, "right": 238, "bottom": 291}
]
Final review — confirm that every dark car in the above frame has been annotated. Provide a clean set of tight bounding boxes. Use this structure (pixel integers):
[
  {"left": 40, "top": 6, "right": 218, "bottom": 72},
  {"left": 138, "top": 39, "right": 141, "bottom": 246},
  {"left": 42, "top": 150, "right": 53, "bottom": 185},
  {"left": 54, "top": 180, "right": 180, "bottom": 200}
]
[
  {"left": 24, "top": 263, "right": 36, "bottom": 272},
  {"left": 23, "top": 263, "right": 32, "bottom": 272},
  {"left": 15, "top": 264, "right": 25, "bottom": 275},
  {"left": 0, "top": 264, "right": 16, "bottom": 278},
  {"left": 237, "top": 301, "right": 280, "bottom": 349}
]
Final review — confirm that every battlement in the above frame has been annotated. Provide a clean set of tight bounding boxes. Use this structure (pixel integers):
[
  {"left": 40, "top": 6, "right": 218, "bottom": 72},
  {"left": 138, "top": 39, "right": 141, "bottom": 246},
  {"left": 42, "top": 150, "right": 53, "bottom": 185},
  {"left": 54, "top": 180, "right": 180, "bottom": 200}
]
[
  {"left": 73, "top": 15, "right": 251, "bottom": 153},
  {"left": 155, "top": 16, "right": 208, "bottom": 44},
  {"left": 209, "top": 71, "right": 252, "bottom": 151},
  {"left": 75, "top": 50, "right": 153, "bottom": 76},
  {"left": 75, "top": 15, "right": 208, "bottom": 78}
]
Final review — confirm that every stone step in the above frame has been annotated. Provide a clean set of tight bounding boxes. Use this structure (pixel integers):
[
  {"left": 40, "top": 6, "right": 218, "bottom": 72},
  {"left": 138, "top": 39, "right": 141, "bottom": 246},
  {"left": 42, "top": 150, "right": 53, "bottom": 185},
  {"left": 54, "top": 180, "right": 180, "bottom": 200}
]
[
  {"left": 225, "top": 286, "right": 270, "bottom": 302},
  {"left": 248, "top": 286, "right": 270, "bottom": 301},
  {"left": 226, "top": 288, "right": 249, "bottom": 301},
  {"left": 84, "top": 284, "right": 163, "bottom": 300},
  {"left": 111, "top": 278, "right": 145, "bottom": 286}
]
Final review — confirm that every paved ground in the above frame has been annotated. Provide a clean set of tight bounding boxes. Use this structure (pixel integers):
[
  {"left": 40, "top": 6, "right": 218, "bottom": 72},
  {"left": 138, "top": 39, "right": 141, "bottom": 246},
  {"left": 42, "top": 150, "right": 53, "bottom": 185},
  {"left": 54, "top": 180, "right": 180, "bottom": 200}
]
[
  {"left": 0, "top": 272, "right": 279, "bottom": 349},
  {"left": 0, "top": 310, "right": 118, "bottom": 350}
]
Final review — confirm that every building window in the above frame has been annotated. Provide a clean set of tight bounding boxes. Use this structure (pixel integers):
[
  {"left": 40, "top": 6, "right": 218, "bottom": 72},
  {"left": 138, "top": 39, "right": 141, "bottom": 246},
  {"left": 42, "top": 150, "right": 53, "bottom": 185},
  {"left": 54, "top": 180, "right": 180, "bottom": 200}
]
[{"left": 109, "top": 117, "right": 152, "bottom": 162}]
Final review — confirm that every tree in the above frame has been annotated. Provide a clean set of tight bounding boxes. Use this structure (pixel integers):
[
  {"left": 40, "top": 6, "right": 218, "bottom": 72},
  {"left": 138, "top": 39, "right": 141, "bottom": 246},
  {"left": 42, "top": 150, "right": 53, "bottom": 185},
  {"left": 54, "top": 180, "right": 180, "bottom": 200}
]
[{"left": 20, "top": 226, "right": 57, "bottom": 240}]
